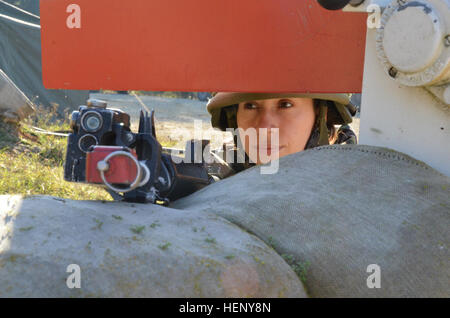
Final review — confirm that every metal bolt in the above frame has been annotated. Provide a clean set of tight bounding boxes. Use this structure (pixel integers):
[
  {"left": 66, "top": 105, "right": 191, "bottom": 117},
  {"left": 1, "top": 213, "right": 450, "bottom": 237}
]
[
  {"left": 388, "top": 66, "right": 398, "bottom": 78},
  {"left": 97, "top": 160, "right": 109, "bottom": 172},
  {"left": 349, "top": 0, "right": 365, "bottom": 6},
  {"left": 87, "top": 99, "right": 107, "bottom": 108},
  {"left": 125, "top": 133, "right": 134, "bottom": 143},
  {"left": 444, "top": 35, "right": 450, "bottom": 47}
]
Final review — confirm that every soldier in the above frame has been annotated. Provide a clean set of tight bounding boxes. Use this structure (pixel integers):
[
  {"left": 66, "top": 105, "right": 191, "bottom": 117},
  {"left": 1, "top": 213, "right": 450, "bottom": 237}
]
[{"left": 206, "top": 92, "right": 358, "bottom": 175}]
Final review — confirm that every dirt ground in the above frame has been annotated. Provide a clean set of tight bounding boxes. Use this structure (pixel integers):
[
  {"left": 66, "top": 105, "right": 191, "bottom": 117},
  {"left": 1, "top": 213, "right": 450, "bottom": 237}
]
[
  {"left": 89, "top": 93, "right": 360, "bottom": 149},
  {"left": 90, "top": 93, "right": 232, "bottom": 149}
]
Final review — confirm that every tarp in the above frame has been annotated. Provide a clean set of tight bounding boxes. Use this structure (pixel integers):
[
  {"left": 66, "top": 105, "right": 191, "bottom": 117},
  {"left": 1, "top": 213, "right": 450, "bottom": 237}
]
[
  {"left": 3, "top": 1, "right": 39, "bottom": 15},
  {"left": 0, "top": 1, "right": 88, "bottom": 116},
  {"left": 0, "top": 68, "right": 34, "bottom": 121}
]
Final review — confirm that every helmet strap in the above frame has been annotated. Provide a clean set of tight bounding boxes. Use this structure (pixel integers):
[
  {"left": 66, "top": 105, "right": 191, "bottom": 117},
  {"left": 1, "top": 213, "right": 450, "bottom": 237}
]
[
  {"left": 305, "top": 101, "right": 329, "bottom": 149},
  {"left": 318, "top": 102, "right": 330, "bottom": 146}
]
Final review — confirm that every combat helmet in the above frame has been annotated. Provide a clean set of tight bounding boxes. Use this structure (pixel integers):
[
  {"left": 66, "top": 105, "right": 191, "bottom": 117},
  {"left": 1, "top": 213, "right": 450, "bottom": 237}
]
[{"left": 207, "top": 92, "right": 357, "bottom": 149}]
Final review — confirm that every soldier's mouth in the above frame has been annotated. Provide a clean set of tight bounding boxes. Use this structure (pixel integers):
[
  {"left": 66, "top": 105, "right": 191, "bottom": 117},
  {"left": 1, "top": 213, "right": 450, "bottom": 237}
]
[{"left": 252, "top": 145, "right": 286, "bottom": 155}]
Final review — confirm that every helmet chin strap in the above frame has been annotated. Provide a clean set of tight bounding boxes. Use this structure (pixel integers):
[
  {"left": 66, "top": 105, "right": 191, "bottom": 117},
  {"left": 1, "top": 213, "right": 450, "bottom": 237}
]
[{"left": 305, "top": 101, "right": 329, "bottom": 150}]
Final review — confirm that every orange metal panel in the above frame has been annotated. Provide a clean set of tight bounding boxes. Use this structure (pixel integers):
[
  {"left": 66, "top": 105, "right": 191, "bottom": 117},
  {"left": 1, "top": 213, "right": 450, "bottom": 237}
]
[{"left": 40, "top": 0, "right": 367, "bottom": 93}]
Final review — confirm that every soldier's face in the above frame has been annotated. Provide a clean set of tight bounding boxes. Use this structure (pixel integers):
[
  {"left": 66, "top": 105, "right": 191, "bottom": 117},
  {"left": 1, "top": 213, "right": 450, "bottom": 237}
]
[{"left": 236, "top": 98, "right": 315, "bottom": 164}]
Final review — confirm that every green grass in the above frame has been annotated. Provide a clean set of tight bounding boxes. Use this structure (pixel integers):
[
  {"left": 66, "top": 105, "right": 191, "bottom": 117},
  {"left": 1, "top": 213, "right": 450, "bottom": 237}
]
[
  {"left": 92, "top": 218, "right": 104, "bottom": 230},
  {"left": 149, "top": 221, "right": 161, "bottom": 228},
  {"left": 204, "top": 237, "right": 217, "bottom": 244},
  {"left": 266, "top": 236, "right": 310, "bottom": 285},
  {"left": 130, "top": 225, "right": 146, "bottom": 234},
  {"left": 0, "top": 106, "right": 112, "bottom": 201},
  {"left": 18, "top": 226, "right": 34, "bottom": 232},
  {"left": 158, "top": 242, "right": 171, "bottom": 250},
  {"left": 281, "top": 254, "right": 310, "bottom": 284}
]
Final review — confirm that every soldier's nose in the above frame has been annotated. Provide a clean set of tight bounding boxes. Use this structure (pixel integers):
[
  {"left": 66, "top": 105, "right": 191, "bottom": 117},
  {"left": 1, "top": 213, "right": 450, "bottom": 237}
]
[{"left": 256, "top": 109, "right": 278, "bottom": 129}]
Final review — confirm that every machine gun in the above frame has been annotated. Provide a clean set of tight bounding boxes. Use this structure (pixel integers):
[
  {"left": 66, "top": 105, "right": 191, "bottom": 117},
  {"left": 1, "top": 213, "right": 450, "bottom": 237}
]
[{"left": 64, "top": 99, "right": 214, "bottom": 205}]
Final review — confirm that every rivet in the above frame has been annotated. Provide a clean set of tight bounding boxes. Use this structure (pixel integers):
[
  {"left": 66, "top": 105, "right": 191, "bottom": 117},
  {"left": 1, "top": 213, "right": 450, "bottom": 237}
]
[
  {"left": 388, "top": 67, "right": 398, "bottom": 78},
  {"left": 445, "top": 35, "right": 450, "bottom": 47}
]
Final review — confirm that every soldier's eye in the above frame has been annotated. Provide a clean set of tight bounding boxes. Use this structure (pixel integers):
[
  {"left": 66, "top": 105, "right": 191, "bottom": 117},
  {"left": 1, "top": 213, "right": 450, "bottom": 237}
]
[
  {"left": 279, "top": 100, "right": 294, "bottom": 109},
  {"left": 243, "top": 102, "right": 257, "bottom": 110}
]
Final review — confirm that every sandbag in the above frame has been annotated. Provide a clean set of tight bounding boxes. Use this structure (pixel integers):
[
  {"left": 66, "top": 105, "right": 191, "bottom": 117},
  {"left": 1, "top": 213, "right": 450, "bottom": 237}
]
[
  {"left": 0, "top": 195, "right": 306, "bottom": 297},
  {"left": 173, "top": 145, "right": 450, "bottom": 297}
]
